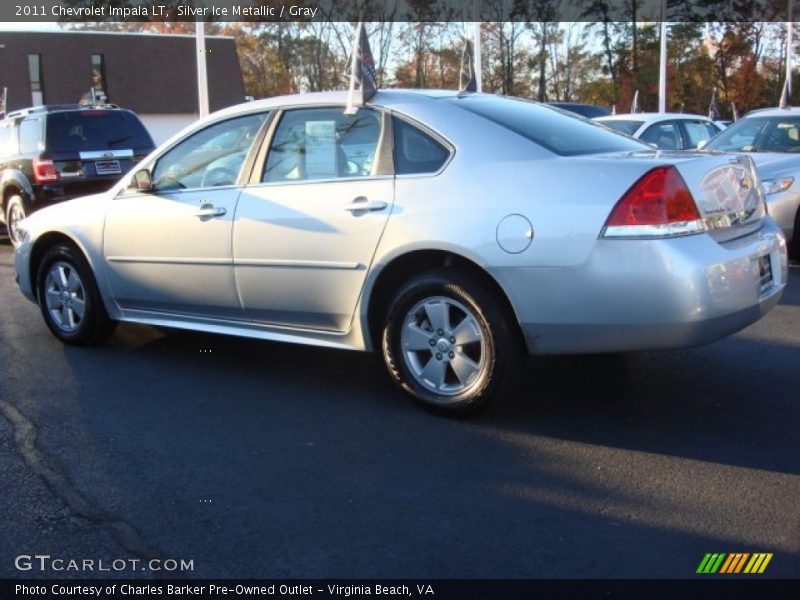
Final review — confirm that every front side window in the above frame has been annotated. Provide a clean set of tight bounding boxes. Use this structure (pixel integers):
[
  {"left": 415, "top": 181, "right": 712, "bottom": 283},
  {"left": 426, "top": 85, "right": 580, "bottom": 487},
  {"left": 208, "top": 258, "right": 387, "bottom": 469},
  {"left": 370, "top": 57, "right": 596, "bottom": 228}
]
[
  {"left": 640, "top": 121, "right": 682, "bottom": 150},
  {"left": 152, "top": 113, "right": 267, "bottom": 191},
  {"left": 18, "top": 119, "right": 42, "bottom": 154},
  {"left": 393, "top": 117, "right": 450, "bottom": 175},
  {"left": 263, "top": 107, "right": 381, "bottom": 183}
]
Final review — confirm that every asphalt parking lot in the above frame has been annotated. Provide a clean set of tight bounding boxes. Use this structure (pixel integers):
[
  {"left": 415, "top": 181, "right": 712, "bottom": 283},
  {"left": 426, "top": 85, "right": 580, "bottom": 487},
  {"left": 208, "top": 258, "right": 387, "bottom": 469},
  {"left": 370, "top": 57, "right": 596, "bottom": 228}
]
[{"left": 0, "top": 239, "right": 798, "bottom": 580}]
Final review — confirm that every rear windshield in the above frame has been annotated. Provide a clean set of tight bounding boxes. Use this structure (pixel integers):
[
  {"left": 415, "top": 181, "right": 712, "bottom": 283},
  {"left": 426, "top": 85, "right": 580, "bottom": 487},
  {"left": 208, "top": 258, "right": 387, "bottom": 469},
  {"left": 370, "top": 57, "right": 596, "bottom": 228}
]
[
  {"left": 597, "top": 119, "right": 644, "bottom": 136},
  {"left": 445, "top": 95, "right": 647, "bottom": 156},
  {"left": 46, "top": 110, "right": 154, "bottom": 153}
]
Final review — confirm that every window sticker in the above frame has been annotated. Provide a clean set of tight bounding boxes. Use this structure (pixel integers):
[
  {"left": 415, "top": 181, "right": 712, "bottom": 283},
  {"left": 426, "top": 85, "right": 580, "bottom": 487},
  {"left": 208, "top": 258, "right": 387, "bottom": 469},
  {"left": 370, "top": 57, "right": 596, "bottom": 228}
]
[{"left": 305, "top": 120, "right": 337, "bottom": 178}]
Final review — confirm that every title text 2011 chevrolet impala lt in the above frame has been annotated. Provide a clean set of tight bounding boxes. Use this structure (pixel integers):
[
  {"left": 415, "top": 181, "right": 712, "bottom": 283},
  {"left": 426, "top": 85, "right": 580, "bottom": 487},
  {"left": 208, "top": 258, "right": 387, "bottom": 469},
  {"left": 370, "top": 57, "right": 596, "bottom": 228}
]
[{"left": 12, "top": 91, "right": 788, "bottom": 414}]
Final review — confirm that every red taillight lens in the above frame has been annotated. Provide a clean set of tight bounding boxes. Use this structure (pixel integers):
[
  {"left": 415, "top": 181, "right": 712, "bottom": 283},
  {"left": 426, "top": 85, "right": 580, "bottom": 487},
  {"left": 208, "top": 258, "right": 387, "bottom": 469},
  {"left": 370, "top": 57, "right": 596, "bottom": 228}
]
[
  {"left": 32, "top": 158, "right": 59, "bottom": 184},
  {"left": 603, "top": 166, "right": 705, "bottom": 237}
]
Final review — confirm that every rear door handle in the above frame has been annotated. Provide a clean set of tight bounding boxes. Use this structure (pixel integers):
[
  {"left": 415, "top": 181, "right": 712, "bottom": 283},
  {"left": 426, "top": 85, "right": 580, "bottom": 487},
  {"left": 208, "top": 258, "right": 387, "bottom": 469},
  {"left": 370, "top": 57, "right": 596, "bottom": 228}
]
[
  {"left": 345, "top": 197, "right": 387, "bottom": 213},
  {"left": 194, "top": 205, "right": 227, "bottom": 219}
]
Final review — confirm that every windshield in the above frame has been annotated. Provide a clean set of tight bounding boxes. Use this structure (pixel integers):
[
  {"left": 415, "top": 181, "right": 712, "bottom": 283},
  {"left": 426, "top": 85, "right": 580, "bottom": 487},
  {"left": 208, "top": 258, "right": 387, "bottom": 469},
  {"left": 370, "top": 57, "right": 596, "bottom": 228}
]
[
  {"left": 705, "top": 116, "right": 800, "bottom": 153},
  {"left": 597, "top": 120, "right": 644, "bottom": 136},
  {"left": 445, "top": 95, "right": 647, "bottom": 156},
  {"left": 46, "top": 110, "right": 154, "bottom": 153}
]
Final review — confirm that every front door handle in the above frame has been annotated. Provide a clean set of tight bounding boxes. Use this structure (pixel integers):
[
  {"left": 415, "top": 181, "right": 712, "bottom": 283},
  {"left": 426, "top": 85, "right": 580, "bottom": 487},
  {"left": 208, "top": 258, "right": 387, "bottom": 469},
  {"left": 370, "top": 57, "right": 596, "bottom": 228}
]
[
  {"left": 194, "top": 205, "right": 227, "bottom": 219},
  {"left": 345, "top": 197, "right": 387, "bottom": 213}
]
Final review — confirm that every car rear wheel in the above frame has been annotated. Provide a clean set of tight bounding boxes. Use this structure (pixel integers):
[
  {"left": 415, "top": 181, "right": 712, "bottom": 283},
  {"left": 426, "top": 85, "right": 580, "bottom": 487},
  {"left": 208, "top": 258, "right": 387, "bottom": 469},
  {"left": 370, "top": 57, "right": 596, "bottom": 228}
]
[
  {"left": 382, "top": 268, "right": 521, "bottom": 415},
  {"left": 5, "top": 195, "right": 26, "bottom": 246},
  {"left": 36, "top": 243, "right": 116, "bottom": 345}
]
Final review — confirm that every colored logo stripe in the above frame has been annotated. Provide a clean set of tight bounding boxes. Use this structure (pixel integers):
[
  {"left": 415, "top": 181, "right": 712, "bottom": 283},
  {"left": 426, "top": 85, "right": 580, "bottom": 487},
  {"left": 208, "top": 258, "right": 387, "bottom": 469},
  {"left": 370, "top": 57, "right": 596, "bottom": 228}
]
[
  {"left": 697, "top": 553, "right": 726, "bottom": 573},
  {"left": 719, "top": 553, "right": 749, "bottom": 573},
  {"left": 697, "top": 552, "right": 773, "bottom": 574},
  {"left": 744, "top": 553, "right": 773, "bottom": 574}
]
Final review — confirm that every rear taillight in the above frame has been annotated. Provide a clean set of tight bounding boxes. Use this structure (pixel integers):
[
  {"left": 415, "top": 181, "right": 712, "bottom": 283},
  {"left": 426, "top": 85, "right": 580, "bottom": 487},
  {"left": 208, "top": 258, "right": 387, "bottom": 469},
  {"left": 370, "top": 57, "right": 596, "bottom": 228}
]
[
  {"left": 602, "top": 166, "right": 706, "bottom": 238},
  {"left": 32, "top": 158, "right": 59, "bottom": 184}
]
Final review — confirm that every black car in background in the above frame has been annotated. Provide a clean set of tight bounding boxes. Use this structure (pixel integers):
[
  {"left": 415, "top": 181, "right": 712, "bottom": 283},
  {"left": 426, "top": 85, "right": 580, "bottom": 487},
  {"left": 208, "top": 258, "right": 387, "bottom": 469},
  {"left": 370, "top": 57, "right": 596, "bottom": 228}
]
[{"left": 0, "top": 104, "right": 154, "bottom": 244}]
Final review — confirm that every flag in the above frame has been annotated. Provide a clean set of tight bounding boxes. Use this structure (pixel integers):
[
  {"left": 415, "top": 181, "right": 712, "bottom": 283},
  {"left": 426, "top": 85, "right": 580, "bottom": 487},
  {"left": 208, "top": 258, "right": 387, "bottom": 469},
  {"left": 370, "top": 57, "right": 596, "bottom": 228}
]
[
  {"left": 631, "top": 90, "right": 640, "bottom": 114},
  {"left": 459, "top": 38, "right": 477, "bottom": 93},
  {"left": 779, "top": 78, "right": 791, "bottom": 109},
  {"left": 344, "top": 22, "right": 378, "bottom": 115},
  {"left": 731, "top": 102, "right": 739, "bottom": 121},
  {"left": 708, "top": 88, "right": 721, "bottom": 120}
]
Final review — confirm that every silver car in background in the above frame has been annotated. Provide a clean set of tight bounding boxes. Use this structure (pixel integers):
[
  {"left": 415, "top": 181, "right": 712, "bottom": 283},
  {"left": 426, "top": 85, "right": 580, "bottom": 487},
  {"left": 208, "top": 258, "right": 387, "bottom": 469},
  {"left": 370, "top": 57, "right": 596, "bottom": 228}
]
[
  {"left": 12, "top": 91, "right": 788, "bottom": 414},
  {"left": 595, "top": 112, "right": 722, "bottom": 150},
  {"left": 703, "top": 107, "right": 800, "bottom": 257}
]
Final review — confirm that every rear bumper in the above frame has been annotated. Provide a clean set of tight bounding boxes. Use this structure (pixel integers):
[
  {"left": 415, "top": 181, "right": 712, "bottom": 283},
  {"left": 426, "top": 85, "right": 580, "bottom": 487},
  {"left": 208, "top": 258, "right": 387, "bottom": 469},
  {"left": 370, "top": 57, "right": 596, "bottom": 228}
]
[{"left": 491, "top": 218, "right": 788, "bottom": 355}]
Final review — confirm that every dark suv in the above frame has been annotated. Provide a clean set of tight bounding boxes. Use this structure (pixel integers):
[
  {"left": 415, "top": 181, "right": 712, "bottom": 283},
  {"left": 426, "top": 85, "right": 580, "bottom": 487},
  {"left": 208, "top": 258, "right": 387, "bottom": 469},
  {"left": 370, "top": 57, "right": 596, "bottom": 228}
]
[{"left": 0, "top": 104, "right": 155, "bottom": 244}]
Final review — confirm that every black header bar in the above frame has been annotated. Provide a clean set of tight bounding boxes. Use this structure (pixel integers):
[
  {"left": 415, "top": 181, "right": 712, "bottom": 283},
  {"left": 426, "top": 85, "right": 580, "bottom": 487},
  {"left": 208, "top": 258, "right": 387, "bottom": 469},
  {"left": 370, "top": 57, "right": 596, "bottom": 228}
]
[{"left": 2, "top": 0, "right": 799, "bottom": 24}]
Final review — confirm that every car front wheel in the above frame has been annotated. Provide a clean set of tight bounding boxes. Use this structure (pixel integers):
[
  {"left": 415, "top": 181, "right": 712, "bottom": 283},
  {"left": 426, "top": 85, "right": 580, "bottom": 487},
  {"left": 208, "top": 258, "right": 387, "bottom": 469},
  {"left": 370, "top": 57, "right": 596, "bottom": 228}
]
[
  {"left": 382, "top": 268, "right": 521, "bottom": 415},
  {"left": 36, "top": 243, "right": 116, "bottom": 345}
]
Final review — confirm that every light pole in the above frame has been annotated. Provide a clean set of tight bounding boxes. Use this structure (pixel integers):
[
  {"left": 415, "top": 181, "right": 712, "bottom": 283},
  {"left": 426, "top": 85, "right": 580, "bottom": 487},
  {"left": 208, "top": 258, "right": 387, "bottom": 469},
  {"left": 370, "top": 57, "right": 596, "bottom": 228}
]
[
  {"left": 788, "top": 0, "right": 793, "bottom": 101},
  {"left": 196, "top": 20, "right": 209, "bottom": 118},
  {"left": 658, "top": 0, "right": 667, "bottom": 113}
]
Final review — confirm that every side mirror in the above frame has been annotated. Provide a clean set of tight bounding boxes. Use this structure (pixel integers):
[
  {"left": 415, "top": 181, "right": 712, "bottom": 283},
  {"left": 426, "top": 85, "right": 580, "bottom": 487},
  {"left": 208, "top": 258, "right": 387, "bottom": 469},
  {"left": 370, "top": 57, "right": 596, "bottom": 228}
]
[
  {"left": 697, "top": 140, "right": 708, "bottom": 150},
  {"left": 128, "top": 168, "right": 153, "bottom": 192}
]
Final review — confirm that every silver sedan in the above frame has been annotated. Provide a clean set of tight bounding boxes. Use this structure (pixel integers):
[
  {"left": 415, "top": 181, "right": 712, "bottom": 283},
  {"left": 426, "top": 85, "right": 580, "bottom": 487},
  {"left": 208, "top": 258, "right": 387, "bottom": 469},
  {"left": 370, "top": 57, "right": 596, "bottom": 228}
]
[
  {"left": 12, "top": 90, "right": 788, "bottom": 414},
  {"left": 702, "top": 107, "right": 800, "bottom": 258}
]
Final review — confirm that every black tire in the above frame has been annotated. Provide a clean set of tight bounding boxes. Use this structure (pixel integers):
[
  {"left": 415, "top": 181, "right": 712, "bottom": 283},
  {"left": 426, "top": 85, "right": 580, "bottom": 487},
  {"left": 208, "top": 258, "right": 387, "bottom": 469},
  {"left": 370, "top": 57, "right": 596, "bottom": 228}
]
[
  {"left": 791, "top": 209, "right": 800, "bottom": 262},
  {"left": 382, "top": 267, "right": 522, "bottom": 415},
  {"left": 36, "top": 243, "right": 116, "bottom": 345},
  {"left": 5, "top": 195, "right": 26, "bottom": 246}
]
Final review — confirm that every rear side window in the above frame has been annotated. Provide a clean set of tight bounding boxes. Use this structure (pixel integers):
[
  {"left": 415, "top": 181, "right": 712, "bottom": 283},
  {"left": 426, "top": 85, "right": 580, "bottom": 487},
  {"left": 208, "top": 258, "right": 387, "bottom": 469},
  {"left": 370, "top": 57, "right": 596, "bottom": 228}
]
[
  {"left": 263, "top": 107, "right": 381, "bottom": 183},
  {"left": 446, "top": 95, "right": 646, "bottom": 156},
  {"left": 640, "top": 121, "right": 682, "bottom": 149},
  {"left": 393, "top": 117, "right": 450, "bottom": 175},
  {"left": 18, "top": 119, "right": 42, "bottom": 154},
  {"left": 45, "top": 110, "right": 154, "bottom": 153}
]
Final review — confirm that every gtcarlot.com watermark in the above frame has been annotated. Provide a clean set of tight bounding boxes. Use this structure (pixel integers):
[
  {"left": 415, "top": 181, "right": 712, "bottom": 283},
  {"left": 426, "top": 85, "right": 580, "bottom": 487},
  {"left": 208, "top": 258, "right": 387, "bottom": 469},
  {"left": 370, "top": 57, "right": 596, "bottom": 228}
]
[{"left": 14, "top": 554, "right": 194, "bottom": 573}]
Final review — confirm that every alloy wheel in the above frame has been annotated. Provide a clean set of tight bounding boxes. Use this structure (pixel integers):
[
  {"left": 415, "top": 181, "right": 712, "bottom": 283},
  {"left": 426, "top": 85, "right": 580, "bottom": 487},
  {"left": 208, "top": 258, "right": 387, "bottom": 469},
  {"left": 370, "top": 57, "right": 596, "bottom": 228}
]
[
  {"left": 44, "top": 261, "right": 87, "bottom": 333},
  {"left": 400, "top": 296, "right": 487, "bottom": 398}
]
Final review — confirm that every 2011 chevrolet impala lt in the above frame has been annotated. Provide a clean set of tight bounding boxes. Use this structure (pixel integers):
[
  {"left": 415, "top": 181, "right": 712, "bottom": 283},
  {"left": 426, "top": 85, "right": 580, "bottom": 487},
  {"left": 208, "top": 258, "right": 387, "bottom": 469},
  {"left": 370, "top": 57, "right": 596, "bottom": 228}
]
[{"left": 12, "top": 90, "right": 788, "bottom": 413}]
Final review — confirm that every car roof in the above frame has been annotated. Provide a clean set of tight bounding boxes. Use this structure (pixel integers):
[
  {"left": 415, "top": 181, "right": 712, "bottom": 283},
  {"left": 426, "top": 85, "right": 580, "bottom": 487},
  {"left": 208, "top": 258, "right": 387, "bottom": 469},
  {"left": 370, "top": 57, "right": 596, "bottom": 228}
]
[
  {"left": 743, "top": 107, "right": 800, "bottom": 118},
  {"left": 4, "top": 103, "right": 124, "bottom": 120},
  {"left": 213, "top": 89, "right": 462, "bottom": 119},
  {"left": 595, "top": 112, "right": 713, "bottom": 124}
]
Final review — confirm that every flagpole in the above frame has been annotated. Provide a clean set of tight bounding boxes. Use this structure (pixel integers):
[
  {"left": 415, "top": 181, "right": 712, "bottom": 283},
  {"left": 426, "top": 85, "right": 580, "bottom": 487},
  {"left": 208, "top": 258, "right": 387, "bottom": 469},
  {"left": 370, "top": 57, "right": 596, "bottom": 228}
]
[
  {"left": 658, "top": 0, "right": 667, "bottom": 113},
  {"left": 345, "top": 22, "right": 362, "bottom": 114}
]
